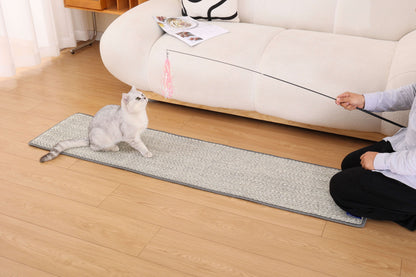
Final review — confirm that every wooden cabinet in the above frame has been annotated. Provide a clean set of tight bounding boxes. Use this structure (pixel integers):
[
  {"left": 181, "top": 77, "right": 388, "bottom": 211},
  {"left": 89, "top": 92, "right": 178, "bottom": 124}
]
[
  {"left": 64, "top": 0, "right": 107, "bottom": 10},
  {"left": 64, "top": 0, "right": 148, "bottom": 15}
]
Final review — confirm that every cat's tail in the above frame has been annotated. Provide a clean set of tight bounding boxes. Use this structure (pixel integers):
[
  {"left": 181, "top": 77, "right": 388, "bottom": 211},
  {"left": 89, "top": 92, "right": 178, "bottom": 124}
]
[{"left": 40, "top": 139, "right": 89, "bottom": 163}]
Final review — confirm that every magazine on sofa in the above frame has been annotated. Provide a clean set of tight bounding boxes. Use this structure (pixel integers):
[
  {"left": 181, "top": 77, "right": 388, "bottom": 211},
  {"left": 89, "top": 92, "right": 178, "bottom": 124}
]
[{"left": 154, "top": 16, "right": 228, "bottom": 46}]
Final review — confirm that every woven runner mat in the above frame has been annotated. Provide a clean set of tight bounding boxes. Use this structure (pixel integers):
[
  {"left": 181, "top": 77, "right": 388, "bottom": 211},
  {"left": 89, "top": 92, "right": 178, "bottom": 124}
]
[{"left": 29, "top": 113, "right": 366, "bottom": 227}]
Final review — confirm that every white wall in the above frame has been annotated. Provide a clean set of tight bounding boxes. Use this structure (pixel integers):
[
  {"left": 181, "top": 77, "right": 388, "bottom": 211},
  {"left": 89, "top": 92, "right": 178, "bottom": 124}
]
[
  {"left": 76, "top": 11, "right": 119, "bottom": 41},
  {"left": 96, "top": 13, "right": 119, "bottom": 34}
]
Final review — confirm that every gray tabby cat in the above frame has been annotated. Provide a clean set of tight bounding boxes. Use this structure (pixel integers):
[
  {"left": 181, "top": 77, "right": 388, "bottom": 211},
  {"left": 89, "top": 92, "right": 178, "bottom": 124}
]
[{"left": 40, "top": 86, "right": 152, "bottom": 162}]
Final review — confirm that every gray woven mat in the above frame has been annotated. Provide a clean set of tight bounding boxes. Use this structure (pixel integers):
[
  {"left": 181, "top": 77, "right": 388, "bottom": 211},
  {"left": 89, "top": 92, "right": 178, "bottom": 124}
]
[{"left": 29, "top": 113, "right": 366, "bottom": 227}]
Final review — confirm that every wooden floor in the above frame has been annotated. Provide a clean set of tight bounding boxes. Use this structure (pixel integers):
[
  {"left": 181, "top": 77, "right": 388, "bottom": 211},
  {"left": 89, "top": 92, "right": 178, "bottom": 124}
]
[{"left": 0, "top": 43, "right": 415, "bottom": 277}]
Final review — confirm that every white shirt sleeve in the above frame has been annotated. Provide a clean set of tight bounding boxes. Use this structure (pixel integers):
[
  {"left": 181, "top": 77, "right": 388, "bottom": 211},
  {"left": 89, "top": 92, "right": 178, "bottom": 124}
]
[
  {"left": 374, "top": 149, "right": 416, "bottom": 175},
  {"left": 365, "top": 83, "right": 416, "bottom": 177},
  {"left": 364, "top": 84, "right": 416, "bottom": 112}
]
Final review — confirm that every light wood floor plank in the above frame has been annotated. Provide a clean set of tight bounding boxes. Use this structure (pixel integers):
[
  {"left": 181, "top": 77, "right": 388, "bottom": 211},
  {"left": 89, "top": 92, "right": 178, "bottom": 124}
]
[
  {"left": 0, "top": 214, "right": 192, "bottom": 277},
  {"left": 0, "top": 93, "right": 43, "bottom": 113},
  {"left": 100, "top": 184, "right": 401, "bottom": 276},
  {"left": 147, "top": 100, "right": 195, "bottom": 133},
  {"left": 141, "top": 228, "right": 331, "bottom": 277},
  {"left": 323, "top": 221, "right": 416, "bottom": 262},
  {"left": 27, "top": 100, "right": 103, "bottom": 123},
  {"left": 0, "top": 152, "right": 119, "bottom": 206},
  {"left": 402, "top": 259, "right": 416, "bottom": 277},
  {"left": 0, "top": 256, "right": 57, "bottom": 277},
  {"left": 0, "top": 109, "right": 62, "bottom": 142},
  {"left": 0, "top": 179, "right": 159, "bottom": 256},
  {"left": 0, "top": 134, "right": 78, "bottom": 169}
]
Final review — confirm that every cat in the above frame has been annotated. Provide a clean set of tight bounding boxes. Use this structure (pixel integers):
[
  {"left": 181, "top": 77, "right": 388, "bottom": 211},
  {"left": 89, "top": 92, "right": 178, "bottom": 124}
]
[{"left": 40, "top": 86, "right": 152, "bottom": 163}]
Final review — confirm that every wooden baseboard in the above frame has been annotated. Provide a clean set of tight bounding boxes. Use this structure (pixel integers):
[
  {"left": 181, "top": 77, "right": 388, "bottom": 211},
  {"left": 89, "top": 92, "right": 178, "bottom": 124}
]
[{"left": 145, "top": 91, "right": 385, "bottom": 141}]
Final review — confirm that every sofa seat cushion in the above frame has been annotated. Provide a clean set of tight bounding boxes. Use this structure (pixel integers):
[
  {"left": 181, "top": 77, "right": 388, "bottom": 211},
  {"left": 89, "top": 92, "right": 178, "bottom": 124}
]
[
  {"left": 148, "top": 22, "right": 284, "bottom": 110},
  {"left": 254, "top": 29, "right": 397, "bottom": 132}
]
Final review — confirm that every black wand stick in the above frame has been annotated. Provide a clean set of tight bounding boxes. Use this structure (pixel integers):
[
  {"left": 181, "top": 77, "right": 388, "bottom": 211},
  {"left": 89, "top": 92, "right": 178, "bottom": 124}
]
[{"left": 166, "top": 49, "right": 405, "bottom": 129}]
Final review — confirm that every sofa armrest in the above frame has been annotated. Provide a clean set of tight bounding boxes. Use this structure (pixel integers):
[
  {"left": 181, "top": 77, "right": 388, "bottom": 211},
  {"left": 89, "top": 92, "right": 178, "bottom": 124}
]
[
  {"left": 387, "top": 30, "right": 416, "bottom": 89},
  {"left": 381, "top": 30, "right": 416, "bottom": 135},
  {"left": 100, "top": 0, "right": 181, "bottom": 91}
]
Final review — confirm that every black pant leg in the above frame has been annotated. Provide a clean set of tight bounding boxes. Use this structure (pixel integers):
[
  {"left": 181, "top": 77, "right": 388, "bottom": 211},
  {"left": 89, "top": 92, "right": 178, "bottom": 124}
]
[{"left": 330, "top": 167, "right": 416, "bottom": 231}]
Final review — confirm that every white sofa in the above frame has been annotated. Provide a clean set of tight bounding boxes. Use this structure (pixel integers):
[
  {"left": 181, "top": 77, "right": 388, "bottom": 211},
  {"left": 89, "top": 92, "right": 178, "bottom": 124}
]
[{"left": 100, "top": 0, "right": 416, "bottom": 140}]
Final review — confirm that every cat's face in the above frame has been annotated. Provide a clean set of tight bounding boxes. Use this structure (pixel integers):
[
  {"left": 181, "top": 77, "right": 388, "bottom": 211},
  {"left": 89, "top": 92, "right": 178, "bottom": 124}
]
[{"left": 122, "top": 88, "right": 148, "bottom": 113}]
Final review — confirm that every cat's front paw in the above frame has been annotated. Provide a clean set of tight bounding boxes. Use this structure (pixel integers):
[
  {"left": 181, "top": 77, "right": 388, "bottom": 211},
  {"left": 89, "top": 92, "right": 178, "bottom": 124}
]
[{"left": 142, "top": 151, "right": 153, "bottom": 158}]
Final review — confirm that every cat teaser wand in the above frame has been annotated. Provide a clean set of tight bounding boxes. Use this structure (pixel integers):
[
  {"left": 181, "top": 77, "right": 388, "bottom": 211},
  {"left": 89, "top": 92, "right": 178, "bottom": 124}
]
[{"left": 163, "top": 49, "right": 405, "bottom": 129}]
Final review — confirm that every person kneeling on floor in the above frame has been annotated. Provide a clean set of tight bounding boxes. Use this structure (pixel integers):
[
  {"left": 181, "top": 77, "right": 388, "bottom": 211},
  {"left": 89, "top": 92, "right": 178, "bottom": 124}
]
[{"left": 330, "top": 83, "right": 416, "bottom": 231}]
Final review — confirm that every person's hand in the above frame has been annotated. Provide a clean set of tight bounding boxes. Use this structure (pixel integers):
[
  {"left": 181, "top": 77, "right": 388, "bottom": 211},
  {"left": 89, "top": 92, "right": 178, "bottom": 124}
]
[
  {"left": 335, "top": 92, "right": 365, "bottom": 110},
  {"left": 360, "top": 151, "right": 377, "bottom": 170}
]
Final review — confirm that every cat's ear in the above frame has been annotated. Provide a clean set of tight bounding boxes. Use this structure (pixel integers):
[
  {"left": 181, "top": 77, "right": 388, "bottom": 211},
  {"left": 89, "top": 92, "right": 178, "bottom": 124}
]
[
  {"left": 121, "top": 93, "right": 129, "bottom": 106},
  {"left": 129, "top": 86, "right": 136, "bottom": 93}
]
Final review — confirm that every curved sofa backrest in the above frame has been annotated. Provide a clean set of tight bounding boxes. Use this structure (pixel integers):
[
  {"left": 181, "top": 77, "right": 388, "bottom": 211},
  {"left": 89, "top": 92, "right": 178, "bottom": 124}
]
[{"left": 238, "top": 0, "right": 416, "bottom": 41}]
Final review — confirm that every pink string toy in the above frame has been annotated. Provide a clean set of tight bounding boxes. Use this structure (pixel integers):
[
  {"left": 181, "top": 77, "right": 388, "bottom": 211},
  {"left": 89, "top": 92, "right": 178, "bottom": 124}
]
[{"left": 163, "top": 52, "right": 173, "bottom": 98}]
